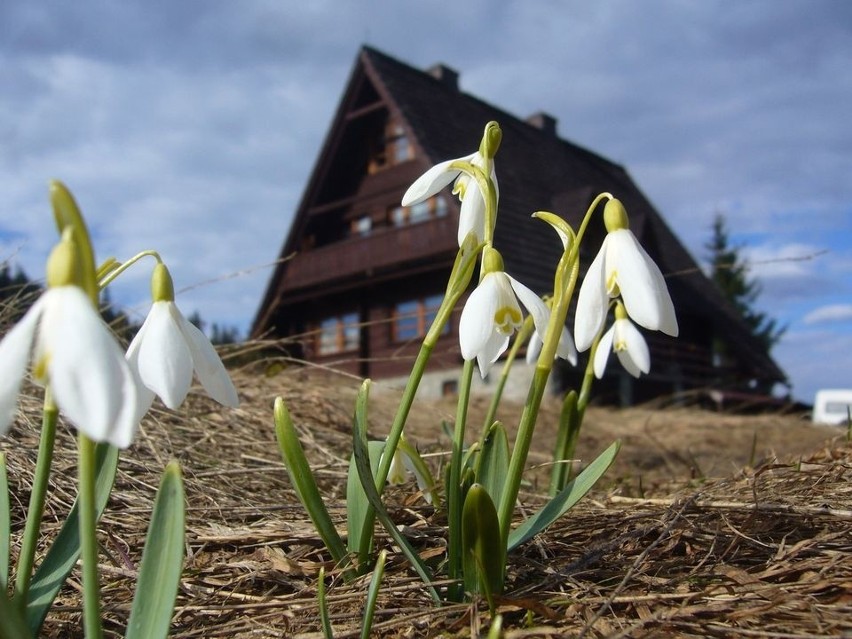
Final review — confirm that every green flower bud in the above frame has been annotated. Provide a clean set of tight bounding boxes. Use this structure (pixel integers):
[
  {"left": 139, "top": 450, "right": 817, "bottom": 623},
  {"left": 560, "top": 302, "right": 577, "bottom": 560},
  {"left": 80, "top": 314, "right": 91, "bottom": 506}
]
[
  {"left": 603, "top": 198, "right": 629, "bottom": 232},
  {"left": 151, "top": 262, "right": 175, "bottom": 302},
  {"left": 479, "top": 121, "right": 502, "bottom": 159},
  {"left": 46, "top": 230, "right": 83, "bottom": 288},
  {"left": 482, "top": 246, "right": 505, "bottom": 274}
]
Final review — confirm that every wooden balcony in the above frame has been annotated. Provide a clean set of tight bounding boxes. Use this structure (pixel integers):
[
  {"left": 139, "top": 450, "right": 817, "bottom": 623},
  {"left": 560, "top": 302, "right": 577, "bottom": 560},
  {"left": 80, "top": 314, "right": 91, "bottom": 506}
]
[{"left": 282, "top": 217, "right": 458, "bottom": 291}]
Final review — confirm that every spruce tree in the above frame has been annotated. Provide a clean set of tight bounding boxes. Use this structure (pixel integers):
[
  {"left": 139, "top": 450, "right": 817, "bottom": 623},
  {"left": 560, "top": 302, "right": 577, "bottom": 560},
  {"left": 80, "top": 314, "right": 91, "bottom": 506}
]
[{"left": 705, "top": 213, "right": 785, "bottom": 354}]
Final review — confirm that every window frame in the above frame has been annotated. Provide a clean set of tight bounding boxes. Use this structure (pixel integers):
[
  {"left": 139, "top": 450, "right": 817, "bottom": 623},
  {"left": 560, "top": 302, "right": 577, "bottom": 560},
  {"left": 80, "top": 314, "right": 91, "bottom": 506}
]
[
  {"left": 391, "top": 294, "right": 449, "bottom": 343},
  {"left": 315, "top": 312, "right": 360, "bottom": 356}
]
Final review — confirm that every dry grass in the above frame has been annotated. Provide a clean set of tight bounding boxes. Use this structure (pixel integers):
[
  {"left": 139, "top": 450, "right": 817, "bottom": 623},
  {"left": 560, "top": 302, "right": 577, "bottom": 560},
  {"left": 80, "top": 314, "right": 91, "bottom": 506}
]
[{"left": 3, "top": 364, "right": 850, "bottom": 638}]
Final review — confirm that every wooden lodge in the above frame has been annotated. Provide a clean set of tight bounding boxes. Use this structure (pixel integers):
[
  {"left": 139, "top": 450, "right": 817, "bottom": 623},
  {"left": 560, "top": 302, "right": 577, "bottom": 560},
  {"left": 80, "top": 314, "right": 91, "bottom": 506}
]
[{"left": 251, "top": 46, "right": 786, "bottom": 404}]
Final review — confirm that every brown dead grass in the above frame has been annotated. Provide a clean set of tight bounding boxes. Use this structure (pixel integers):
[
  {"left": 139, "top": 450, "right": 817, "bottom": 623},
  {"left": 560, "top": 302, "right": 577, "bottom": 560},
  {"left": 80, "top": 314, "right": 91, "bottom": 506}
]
[{"left": 2, "top": 363, "right": 850, "bottom": 638}]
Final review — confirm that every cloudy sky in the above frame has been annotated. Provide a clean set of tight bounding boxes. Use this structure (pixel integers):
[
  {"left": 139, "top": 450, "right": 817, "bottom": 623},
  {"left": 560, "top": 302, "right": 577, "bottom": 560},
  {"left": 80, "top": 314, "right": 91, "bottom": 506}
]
[{"left": 1, "top": 0, "right": 850, "bottom": 404}]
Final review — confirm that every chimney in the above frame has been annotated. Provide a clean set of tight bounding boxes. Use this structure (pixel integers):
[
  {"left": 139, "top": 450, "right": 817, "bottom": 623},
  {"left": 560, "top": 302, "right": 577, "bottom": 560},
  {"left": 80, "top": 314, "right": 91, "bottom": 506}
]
[
  {"left": 427, "top": 63, "right": 459, "bottom": 91},
  {"left": 526, "top": 111, "right": 558, "bottom": 136}
]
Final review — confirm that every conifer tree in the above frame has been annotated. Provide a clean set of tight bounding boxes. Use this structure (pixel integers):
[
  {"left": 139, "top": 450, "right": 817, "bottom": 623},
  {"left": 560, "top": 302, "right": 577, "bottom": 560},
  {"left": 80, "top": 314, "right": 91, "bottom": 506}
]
[{"left": 705, "top": 213, "right": 785, "bottom": 354}]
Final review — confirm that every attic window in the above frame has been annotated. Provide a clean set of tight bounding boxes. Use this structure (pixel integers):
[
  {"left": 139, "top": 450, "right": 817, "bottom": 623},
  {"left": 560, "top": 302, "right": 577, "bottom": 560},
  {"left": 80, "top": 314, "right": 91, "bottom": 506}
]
[
  {"left": 368, "top": 121, "right": 413, "bottom": 173},
  {"left": 389, "top": 195, "right": 448, "bottom": 227}
]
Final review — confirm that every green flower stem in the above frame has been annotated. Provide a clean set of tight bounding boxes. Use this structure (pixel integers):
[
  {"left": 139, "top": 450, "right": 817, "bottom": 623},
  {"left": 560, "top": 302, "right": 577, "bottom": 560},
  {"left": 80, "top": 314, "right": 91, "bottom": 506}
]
[
  {"left": 446, "top": 359, "right": 475, "bottom": 601},
  {"left": 481, "top": 318, "right": 533, "bottom": 437},
  {"left": 550, "top": 335, "right": 601, "bottom": 493},
  {"left": 373, "top": 235, "right": 479, "bottom": 492},
  {"left": 14, "top": 397, "right": 58, "bottom": 604},
  {"left": 497, "top": 365, "right": 549, "bottom": 545},
  {"left": 496, "top": 197, "right": 613, "bottom": 544},
  {"left": 373, "top": 341, "right": 434, "bottom": 492},
  {"left": 96, "top": 250, "right": 162, "bottom": 289},
  {"left": 577, "top": 332, "right": 601, "bottom": 416},
  {"left": 77, "top": 435, "right": 103, "bottom": 639}
]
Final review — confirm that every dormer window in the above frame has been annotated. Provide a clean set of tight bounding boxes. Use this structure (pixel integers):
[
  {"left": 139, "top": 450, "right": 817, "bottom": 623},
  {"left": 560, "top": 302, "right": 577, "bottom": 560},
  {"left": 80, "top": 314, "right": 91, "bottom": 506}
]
[{"left": 369, "top": 120, "right": 413, "bottom": 173}]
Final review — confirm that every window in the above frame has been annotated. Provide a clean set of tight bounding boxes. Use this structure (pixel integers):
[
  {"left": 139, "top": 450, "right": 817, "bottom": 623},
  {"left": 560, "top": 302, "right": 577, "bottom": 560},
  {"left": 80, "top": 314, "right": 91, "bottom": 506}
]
[
  {"left": 316, "top": 312, "right": 359, "bottom": 355},
  {"left": 368, "top": 121, "right": 413, "bottom": 173},
  {"left": 388, "top": 195, "right": 448, "bottom": 228},
  {"left": 392, "top": 294, "right": 448, "bottom": 342},
  {"left": 350, "top": 215, "right": 372, "bottom": 236}
]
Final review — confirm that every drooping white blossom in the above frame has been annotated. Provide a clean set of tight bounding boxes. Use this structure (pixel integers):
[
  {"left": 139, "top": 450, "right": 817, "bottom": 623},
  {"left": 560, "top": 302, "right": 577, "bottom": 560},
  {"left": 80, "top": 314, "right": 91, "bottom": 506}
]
[
  {"left": 126, "top": 264, "right": 239, "bottom": 419},
  {"left": 593, "top": 306, "right": 651, "bottom": 379},
  {"left": 0, "top": 286, "right": 140, "bottom": 448},
  {"left": 460, "top": 257, "right": 575, "bottom": 378},
  {"left": 402, "top": 122, "right": 501, "bottom": 246},
  {"left": 575, "top": 199, "right": 678, "bottom": 351}
]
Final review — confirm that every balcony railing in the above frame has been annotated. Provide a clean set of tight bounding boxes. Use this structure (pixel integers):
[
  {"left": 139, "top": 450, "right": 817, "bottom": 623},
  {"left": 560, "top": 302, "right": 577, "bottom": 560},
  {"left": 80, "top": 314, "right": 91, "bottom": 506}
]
[{"left": 283, "top": 217, "right": 457, "bottom": 290}]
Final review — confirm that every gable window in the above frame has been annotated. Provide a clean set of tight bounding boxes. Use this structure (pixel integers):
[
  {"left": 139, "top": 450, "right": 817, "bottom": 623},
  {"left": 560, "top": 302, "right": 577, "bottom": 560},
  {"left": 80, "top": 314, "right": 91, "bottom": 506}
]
[
  {"left": 392, "top": 294, "right": 448, "bottom": 342},
  {"left": 369, "top": 121, "right": 413, "bottom": 173},
  {"left": 316, "top": 312, "right": 359, "bottom": 355},
  {"left": 389, "top": 195, "right": 448, "bottom": 228}
]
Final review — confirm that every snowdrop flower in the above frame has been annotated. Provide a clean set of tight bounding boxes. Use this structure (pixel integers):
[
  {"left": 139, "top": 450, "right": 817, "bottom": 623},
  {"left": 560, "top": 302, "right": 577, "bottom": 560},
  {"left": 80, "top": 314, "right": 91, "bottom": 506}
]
[
  {"left": 402, "top": 121, "right": 501, "bottom": 246},
  {"left": 460, "top": 248, "right": 574, "bottom": 378},
  {"left": 593, "top": 303, "right": 651, "bottom": 379},
  {"left": 0, "top": 236, "right": 139, "bottom": 448},
  {"left": 575, "top": 198, "right": 678, "bottom": 351},
  {"left": 126, "top": 263, "right": 239, "bottom": 419}
]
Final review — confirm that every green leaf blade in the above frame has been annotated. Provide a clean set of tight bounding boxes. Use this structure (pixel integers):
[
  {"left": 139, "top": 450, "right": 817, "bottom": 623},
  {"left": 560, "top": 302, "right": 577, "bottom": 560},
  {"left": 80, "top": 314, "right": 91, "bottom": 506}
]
[
  {"left": 125, "top": 461, "right": 185, "bottom": 639},
  {"left": 508, "top": 441, "right": 620, "bottom": 552},
  {"left": 351, "top": 380, "right": 440, "bottom": 603},
  {"left": 347, "top": 440, "right": 384, "bottom": 558},
  {"left": 274, "top": 397, "right": 351, "bottom": 573},
  {"left": 26, "top": 443, "right": 119, "bottom": 633},
  {"left": 476, "top": 421, "right": 509, "bottom": 509}
]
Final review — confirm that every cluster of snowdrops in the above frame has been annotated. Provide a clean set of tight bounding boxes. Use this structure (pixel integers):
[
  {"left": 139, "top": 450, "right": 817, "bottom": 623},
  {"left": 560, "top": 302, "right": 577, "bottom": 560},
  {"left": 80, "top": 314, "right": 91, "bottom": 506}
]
[{"left": 0, "top": 120, "right": 677, "bottom": 638}]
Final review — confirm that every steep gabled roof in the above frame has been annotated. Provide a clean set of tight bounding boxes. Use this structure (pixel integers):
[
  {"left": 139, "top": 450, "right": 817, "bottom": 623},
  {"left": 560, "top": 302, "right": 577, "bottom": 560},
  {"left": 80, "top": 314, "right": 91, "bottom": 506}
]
[{"left": 253, "top": 46, "right": 786, "bottom": 385}]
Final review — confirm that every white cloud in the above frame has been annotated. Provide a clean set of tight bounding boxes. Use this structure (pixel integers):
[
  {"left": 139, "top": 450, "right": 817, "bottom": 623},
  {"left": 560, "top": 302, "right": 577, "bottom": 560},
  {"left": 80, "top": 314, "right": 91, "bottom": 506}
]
[{"left": 804, "top": 304, "right": 852, "bottom": 326}]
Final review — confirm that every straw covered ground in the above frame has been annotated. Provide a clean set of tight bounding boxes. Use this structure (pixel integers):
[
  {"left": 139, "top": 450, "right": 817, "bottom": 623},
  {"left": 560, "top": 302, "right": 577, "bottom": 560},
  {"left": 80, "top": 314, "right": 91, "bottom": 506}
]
[{"left": 3, "top": 362, "right": 851, "bottom": 638}]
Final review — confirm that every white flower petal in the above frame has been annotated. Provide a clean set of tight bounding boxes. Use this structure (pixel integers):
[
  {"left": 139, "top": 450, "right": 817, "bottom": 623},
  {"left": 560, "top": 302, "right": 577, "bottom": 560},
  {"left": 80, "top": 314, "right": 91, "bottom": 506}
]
[
  {"left": 556, "top": 326, "right": 578, "bottom": 366},
  {"left": 593, "top": 325, "right": 615, "bottom": 379},
  {"left": 0, "top": 299, "right": 43, "bottom": 434},
  {"left": 476, "top": 329, "right": 510, "bottom": 378},
  {"left": 177, "top": 311, "right": 239, "bottom": 407},
  {"left": 526, "top": 331, "right": 543, "bottom": 365},
  {"left": 615, "top": 348, "right": 643, "bottom": 378},
  {"left": 457, "top": 183, "right": 486, "bottom": 245},
  {"left": 574, "top": 236, "right": 610, "bottom": 351},
  {"left": 609, "top": 230, "right": 678, "bottom": 336},
  {"left": 401, "top": 154, "right": 473, "bottom": 206},
  {"left": 507, "top": 276, "right": 577, "bottom": 366},
  {"left": 46, "top": 288, "right": 138, "bottom": 447},
  {"left": 617, "top": 319, "right": 651, "bottom": 375},
  {"left": 459, "top": 275, "right": 499, "bottom": 360},
  {"left": 508, "top": 276, "right": 547, "bottom": 334},
  {"left": 126, "top": 318, "right": 156, "bottom": 424},
  {"left": 137, "top": 302, "right": 193, "bottom": 409}
]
